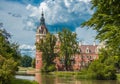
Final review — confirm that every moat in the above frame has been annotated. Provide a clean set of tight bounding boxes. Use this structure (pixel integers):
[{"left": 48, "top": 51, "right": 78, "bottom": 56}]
[{"left": 16, "top": 73, "right": 120, "bottom": 84}]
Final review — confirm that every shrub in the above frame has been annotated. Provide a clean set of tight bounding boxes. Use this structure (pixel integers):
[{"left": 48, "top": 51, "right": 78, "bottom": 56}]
[
  {"left": 41, "top": 64, "right": 56, "bottom": 73},
  {"left": 0, "top": 56, "right": 17, "bottom": 84},
  {"left": 88, "top": 60, "right": 117, "bottom": 80}
]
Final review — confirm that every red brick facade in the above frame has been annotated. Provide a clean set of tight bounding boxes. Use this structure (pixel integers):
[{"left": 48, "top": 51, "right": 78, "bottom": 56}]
[
  {"left": 54, "top": 44, "right": 99, "bottom": 71},
  {"left": 36, "top": 50, "right": 42, "bottom": 70}
]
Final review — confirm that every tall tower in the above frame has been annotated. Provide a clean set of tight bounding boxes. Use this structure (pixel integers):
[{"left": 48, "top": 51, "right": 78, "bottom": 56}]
[{"left": 36, "top": 11, "right": 48, "bottom": 71}]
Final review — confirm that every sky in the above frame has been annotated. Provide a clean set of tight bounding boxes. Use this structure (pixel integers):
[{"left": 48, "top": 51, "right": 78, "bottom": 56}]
[{"left": 0, "top": 0, "right": 97, "bottom": 57}]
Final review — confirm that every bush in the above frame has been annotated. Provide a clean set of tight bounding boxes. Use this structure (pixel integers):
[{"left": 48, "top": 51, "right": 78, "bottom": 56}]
[
  {"left": 88, "top": 60, "right": 117, "bottom": 80},
  {"left": 41, "top": 63, "right": 56, "bottom": 72},
  {"left": 104, "top": 65, "right": 116, "bottom": 80},
  {"left": 48, "top": 65, "right": 56, "bottom": 72},
  {"left": 0, "top": 56, "right": 18, "bottom": 84}
]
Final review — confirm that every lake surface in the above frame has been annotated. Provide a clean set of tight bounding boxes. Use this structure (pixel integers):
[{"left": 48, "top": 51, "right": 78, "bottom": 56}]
[{"left": 16, "top": 73, "right": 120, "bottom": 84}]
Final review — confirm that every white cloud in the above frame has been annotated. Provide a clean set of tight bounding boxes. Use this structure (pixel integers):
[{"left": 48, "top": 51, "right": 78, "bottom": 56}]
[
  {"left": 26, "top": 0, "right": 93, "bottom": 25},
  {"left": 26, "top": 0, "right": 96, "bottom": 44},
  {"left": 0, "top": 0, "right": 96, "bottom": 57},
  {"left": 19, "top": 44, "right": 35, "bottom": 50},
  {"left": 19, "top": 44, "right": 36, "bottom": 57},
  {"left": 78, "top": 0, "right": 91, "bottom": 3},
  {"left": 0, "top": 1, "right": 36, "bottom": 45}
]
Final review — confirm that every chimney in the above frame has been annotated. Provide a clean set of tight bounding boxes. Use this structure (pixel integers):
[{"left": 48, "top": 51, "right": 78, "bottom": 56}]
[{"left": 79, "top": 41, "right": 82, "bottom": 46}]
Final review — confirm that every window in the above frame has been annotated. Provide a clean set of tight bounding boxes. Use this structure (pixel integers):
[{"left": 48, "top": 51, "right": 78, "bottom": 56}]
[
  {"left": 87, "top": 56, "right": 89, "bottom": 59},
  {"left": 36, "top": 60, "right": 39, "bottom": 64},
  {"left": 86, "top": 47, "right": 89, "bottom": 53},
  {"left": 90, "top": 56, "right": 92, "bottom": 59}
]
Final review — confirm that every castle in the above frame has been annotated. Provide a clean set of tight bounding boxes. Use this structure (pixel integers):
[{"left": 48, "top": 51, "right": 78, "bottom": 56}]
[{"left": 35, "top": 11, "right": 104, "bottom": 71}]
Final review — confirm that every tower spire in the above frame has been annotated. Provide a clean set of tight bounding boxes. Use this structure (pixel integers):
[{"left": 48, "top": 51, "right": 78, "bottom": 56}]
[
  {"left": 40, "top": 9, "right": 45, "bottom": 25},
  {"left": 41, "top": 8, "right": 44, "bottom": 17}
]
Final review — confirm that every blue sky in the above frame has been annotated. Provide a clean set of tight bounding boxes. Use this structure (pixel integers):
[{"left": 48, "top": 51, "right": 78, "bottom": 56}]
[{"left": 0, "top": 0, "right": 97, "bottom": 56}]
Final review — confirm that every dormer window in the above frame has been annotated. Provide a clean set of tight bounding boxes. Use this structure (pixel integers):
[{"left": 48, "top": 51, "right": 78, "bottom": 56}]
[{"left": 86, "top": 47, "right": 90, "bottom": 53}]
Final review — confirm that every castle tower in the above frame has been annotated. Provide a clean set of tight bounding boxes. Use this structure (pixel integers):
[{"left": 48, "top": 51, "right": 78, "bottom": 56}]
[{"left": 36, "top": 10, "right": 48, "bottom": 71}]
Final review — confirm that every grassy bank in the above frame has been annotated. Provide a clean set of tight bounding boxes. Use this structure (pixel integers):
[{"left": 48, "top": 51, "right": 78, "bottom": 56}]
[
  {"left": 16, "top": 66, "right": 35, "bottom": 75},
  {"left": 18, "top": 66, "right": 35, "bottom": 71},
  {"left": 50, "top": 71, "right": 91, "bottom": 79},
  {"left": 11, "top": 78, "right": 38, "bottom": 84},
  {"left": 117, "top": 74, "right": 120, "bottom": 80},
  {"left": 50, "top": 71, "right": 120, "bottom": 80}
]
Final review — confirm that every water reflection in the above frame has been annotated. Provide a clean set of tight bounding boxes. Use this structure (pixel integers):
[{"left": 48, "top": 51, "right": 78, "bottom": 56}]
[{"left": 35, "top": 73, "right": 120, "bottom": 84}]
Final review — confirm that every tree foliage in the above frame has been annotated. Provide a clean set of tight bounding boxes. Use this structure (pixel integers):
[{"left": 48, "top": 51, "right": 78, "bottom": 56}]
[
  {"left": 31, "top": 58, "right": 35, "bottom": 68},
  {"left": 88, "top": 60, "right": 116, "bottom": 80},
  {"left": 82, "top": 0, "right": 120, "bottom": 80},
  {"left": 88, "top": 48, "right": 117, "bottom": 80},
  {"left": 58, "top": 29, "right": 79, "bottom": 70},
  {"left": 21, "top": 55, "right": 32, "bottom": 67},
  {"left": 0, "top": 23, "right": 21, "bottom": 84},
  {"left": 37, "top": 33, "right": 57, "bottom": 72},
  {"left": 0, "top": 23, "right": 21, "bottom": 60},
  {"left": 0, "top": 55, "right": 17, "bottom": 84},
  {"left": 82, "top": 0, "right": 120, "bottom": 53}
]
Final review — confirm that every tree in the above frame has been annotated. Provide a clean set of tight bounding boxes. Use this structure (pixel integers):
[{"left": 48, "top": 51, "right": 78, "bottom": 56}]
[
  {"left": 58, "top": 29, "right": 79, "bottom": 71},
  {"left": 37, "top": 33, "right": 57, "bottom": 72},
  {"left": 82, "top": 0, "right": 120, "bottom": 79},
  {"left": 0, "top": 23, "right": 21, "bottom": 84},
  {"left": 31, "top": 58, "right": 35, "bottom": 68},
  {"left": 0, "top": 23, "right": 21, "bottom": 60},
  {"left": 88, "top": 48, "right": 117, "bottom": 80},
  {"left": 88, "top": 60, "right": 116, "bottom": 80},
  {"left": 21, "top": 55, "right": 32, "bottom": 67},
  {"left": 0, "top": 55, "right": 17, "bottom": 84},
  {"left": 82, "top": 0, "right": 120, "bottom": 54}
]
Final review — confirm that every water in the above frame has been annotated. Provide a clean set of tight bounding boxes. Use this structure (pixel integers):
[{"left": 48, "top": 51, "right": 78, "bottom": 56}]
[
  {"left": 16, "top": 73, "right": 120, "bottom": 84},
  {"left": 15, "top": 75, "right": 35, "bottom": 81}
]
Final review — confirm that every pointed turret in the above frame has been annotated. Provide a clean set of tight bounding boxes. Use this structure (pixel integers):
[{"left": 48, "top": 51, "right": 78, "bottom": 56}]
[{"left": 40, "top": 9, "right": 45, "bottom": 25}]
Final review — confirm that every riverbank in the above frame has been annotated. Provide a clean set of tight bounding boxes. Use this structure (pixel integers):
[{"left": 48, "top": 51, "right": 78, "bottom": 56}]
[
  {"left": 117, "top": 74, "right": 120, "bottom": 80},
  {"left": 16, "top": 67, "right": 35, "bottom": 75},
  {"left": 17, "top": 67, "right": 120, "bottom": 80},
  {"left": 50, "top": 71, "right": 90, "bottom": 79},
  {"left": 50, "top": 71, "right": 120, "bottom": 80}
]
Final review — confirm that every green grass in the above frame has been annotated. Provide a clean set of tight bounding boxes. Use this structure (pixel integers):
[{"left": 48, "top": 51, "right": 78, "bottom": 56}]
[
  {"left": 51, "top": 71, "right": 120, "bottom": 80},
  {"left": 117, "top": 74, "right": 120, "bottom": 80},
  {"left": 16, "top": 66, "right": 35, "bottom": 75},
  {"left": 50, "top": 71, "right": 90, "bottom": 78},
  {"left": 11, "top": 78, "right": 38, "bottom": 84}
]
